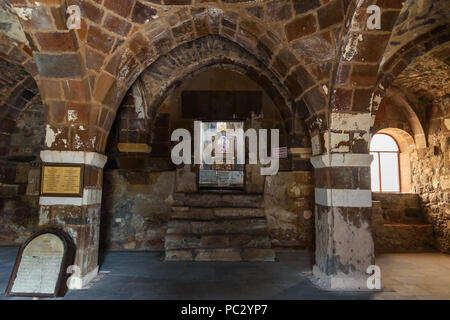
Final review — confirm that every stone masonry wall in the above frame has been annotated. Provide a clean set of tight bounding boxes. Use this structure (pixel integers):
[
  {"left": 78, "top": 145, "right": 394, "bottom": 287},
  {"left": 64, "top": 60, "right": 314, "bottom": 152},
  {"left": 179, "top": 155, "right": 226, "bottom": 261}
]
[
  {"left": 396, "top": 55, "right": 450, "bottom": 254},
  {"left": 0, "top": 89, "right": 44, "bottom": 245}
]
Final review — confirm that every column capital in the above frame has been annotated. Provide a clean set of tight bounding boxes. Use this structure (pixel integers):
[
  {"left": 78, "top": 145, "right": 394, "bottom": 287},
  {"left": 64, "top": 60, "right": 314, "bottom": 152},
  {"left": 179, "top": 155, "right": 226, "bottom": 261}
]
[{"left": 40, "top": 151, "right": 107, "bottom": 168}]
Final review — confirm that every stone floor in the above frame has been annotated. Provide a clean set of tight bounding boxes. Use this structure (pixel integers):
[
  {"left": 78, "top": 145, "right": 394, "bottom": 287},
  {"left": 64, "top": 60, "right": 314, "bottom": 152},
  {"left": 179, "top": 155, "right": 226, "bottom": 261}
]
[{"left": 0, "top": 247, "right": 449, "bottom": 300}]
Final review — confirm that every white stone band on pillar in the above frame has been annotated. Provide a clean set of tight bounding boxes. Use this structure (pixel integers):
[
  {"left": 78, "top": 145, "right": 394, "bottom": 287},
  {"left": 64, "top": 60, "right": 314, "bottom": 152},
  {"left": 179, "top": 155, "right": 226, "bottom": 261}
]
[
  {"left": 310, "top": 153, "right": 373, "bottom": 169},
  {"left": 315, "top": 188, "right": 372, "bottom": 208},
  {"left": 39, "top": 189, "right": 103, "bottom": 206},
  {"left": 40, "top": 151, "right": 107, "bottom": 168}
]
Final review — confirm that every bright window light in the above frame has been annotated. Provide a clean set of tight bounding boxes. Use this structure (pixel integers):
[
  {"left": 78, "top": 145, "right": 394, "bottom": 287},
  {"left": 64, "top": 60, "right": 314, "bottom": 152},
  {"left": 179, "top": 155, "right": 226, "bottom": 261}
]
[{"left": 370, "top": 134, "right": 400, "bottom": 192}]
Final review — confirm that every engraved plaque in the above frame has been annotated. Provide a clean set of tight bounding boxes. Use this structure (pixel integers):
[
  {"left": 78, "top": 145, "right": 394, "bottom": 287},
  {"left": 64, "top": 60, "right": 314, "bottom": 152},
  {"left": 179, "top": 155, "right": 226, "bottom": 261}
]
[
  {"left": 41, "top": 165, "right": 83, "bottom": 196},
  {"left": 11, "top": 234, "right": 64, "bottom": 295},
  {"left": 5, "top": 229, "right": 76, "bottom": 298}
]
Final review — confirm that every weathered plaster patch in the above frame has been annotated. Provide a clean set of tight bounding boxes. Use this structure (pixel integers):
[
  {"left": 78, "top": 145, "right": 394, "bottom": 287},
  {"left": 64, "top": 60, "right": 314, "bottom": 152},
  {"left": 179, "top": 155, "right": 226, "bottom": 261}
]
[
  {"left": 13, "top": 7, "right": 33, "bottom": 21},
  {"left": 74, "top": 134, "right": 83, "bottom": 149},
  {"left": 132, "top": 84, "right": 145, "bottom": 119},
  {"left": 330, "top": 113, "right": 372, "bottom": 132},
  {"left": 343, "top": 33, "right": 363, "bottom": 61},
  {"left": 90, "top": 136, "right": 96, "bottom": 149},
  {"left": 68, "top": 110, "right": 78, "bottom": 122},
  {"left": 330, "top": 132, "right": 350, "bottom": 152},
  {"left": 45, "top": 125, "right": 62, "bottom": 148},
  {"left": 370, "top": 92, "right": 383, "bottom": 112}
]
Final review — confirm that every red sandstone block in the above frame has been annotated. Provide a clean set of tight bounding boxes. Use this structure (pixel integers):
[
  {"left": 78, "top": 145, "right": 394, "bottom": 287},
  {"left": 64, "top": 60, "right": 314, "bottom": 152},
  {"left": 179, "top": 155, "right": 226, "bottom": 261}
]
[
  {"left": 78, "top": 0, "right": 105, "bottom": 24},
  {"left": 35, "top": 32, "right": 77, "bottom": 52},
  {"left": 352, "top": 34, "right": 391, "bottom": 63},
  {"left": 49, "top": 100, "right": 67, "bottom": 123},
  {"left": 40, "top": 79, "right": 62, "bottom": 99},
  {"left": 87, "top": 24, "right": 116, "bottom": 54},
  {"left": 285, "top": 14, "right": 317, "bottom": 42},
  {"left": 267, "top": 0, "right": 292, "bottom": 22},
  {"left": 352, "top": 88, "right": 373, "bottom": 112},
  {"left": 62, "top": 78, "right": 91, "bottom": 101},
  {"left": 104, "top": 0, "right": 135, "bottom": 18},
  {"left": 18, "top": 7, "right": 54, "bottom": 31},
  {"left": 350, "top": 64, "right": 378, "bottom": 86},
  {"left": 67, "top": 102, "right": 89, "bottom": 123},
  {"left": 105, "top": 47, "right": 139, "bottom": 83},
  {"left": 317, "top": 0, "right": 343, "bottom": 29},
  {"left": 331, "top": 87, "right": 352, "bottom": 111},
  {"left": 103, "top": 14, "right": 132, "bottom": 37},
  {"left": 86, "top": 47, "right": 105, "bottom": 71}
]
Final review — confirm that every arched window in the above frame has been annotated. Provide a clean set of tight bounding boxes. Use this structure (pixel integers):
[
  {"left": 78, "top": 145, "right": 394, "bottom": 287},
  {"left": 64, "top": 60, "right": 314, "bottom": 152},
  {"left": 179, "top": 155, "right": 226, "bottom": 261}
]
[{"left": 370, "top": 133, "right": 400, "bottom": 192}]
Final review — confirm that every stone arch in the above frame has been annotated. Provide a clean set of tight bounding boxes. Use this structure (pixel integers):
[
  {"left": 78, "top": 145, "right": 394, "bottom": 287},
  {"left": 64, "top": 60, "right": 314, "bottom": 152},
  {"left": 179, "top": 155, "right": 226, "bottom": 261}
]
[
  {"left": 372, "top": 88, "right": 427, "bottom": 149},
  {"left": 138, "top": 36, "right": 294, "bottom": 134},
  {"left": 92, "top": 12, "right": 327, "bottom": 152},
  {"left": 371, "top": 25, "right": 449, "bottom": 116},
  {"left": 96, "top": 31, "right": 320, "bottom": 153}
]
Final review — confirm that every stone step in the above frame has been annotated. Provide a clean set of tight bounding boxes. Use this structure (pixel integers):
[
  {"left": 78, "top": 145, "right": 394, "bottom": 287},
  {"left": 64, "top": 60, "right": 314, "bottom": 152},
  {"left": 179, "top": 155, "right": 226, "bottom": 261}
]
[
  {"left": 171, "top": 206, "right": 266, "bottom": 220},
  {"left": 165, "top": 248, "right": 276, "bottom": 262},
  {"left": 166, "top": 218, "right": 268, "bottom": 235},
  {"left": 165, "top": 234, "right": 272, "bottom": 249},
  {"left": 374, "top": 223, "right": 435, "bottom": 253},
  {"left": 173, "top": 192, "right": 264, "bottom": 208},
  {"left": 372, "top": 193, "right": 425, "bottom": 224}
]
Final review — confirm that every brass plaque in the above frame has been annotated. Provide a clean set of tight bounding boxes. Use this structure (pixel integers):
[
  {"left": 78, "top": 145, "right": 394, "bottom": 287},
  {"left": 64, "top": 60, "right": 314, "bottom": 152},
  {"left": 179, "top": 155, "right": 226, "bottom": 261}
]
[{"left": 41, "top": 165, "right": 83, "bottom": 196}]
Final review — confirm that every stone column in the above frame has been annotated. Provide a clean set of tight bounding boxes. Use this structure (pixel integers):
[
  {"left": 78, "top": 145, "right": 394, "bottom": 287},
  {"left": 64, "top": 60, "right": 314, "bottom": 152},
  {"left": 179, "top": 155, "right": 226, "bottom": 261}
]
[
  {"left": 39, "top": 150, "right": 107, "bottom": 288},
  {"left": 310, "top": 153, "right": 374, "bottom": 290}
]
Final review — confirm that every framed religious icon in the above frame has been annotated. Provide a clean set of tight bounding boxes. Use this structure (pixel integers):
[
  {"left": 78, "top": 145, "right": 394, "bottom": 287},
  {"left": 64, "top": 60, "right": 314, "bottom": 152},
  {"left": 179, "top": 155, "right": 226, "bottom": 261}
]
[
  {"left": 40, "top": 163, "right": 84, "bottom": 197},
  {"left": 198, "top": 121, "right": 245, "bottom": 190},
  {"left": 212, "top": 122, "right": 235, "bottom": 167}
]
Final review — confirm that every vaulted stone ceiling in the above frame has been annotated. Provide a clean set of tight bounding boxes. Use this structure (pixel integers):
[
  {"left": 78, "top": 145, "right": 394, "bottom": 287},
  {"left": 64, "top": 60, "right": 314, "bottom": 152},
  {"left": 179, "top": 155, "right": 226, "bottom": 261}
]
[
  {"left": 394, "top": 48, "right": 450, "bottom": 115},
  {"left": 383, "top": 0, "right": 449, "bottom": 62},
  {"left": 0, "top": 1, "right": 28, "bottom": 45},
  {"left": 0, "top": 58, "right": 29, "bottom": 105}
]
